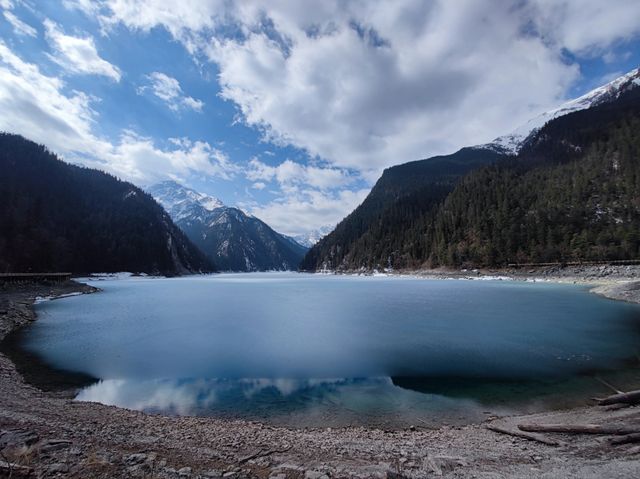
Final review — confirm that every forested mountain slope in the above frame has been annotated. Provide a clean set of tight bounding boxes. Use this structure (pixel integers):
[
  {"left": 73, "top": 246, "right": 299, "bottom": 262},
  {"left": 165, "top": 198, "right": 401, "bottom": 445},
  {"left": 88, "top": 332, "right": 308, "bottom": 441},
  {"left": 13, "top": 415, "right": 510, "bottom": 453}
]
[
  {"left": 421, "top": 87, "right": 640, "bottom": 267},
  {"left": 302, "top": 73, "right": 640, "bottom": 271},
  {"left": 0, "top": 134, "right": 214, "bottom": 275},
  {"left": 300, "top": 146, "right": 507, "bottom": 270}
]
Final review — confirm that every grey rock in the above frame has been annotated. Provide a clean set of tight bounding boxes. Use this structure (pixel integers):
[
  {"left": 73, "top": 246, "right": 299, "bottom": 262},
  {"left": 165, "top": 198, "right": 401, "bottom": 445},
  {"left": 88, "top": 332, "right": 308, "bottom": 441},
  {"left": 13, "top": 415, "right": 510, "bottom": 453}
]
[
  {"left": 178, "top": 466, "right": 193, "bottom": 476},
  {"left": 124, "top": 453, "right": 148, "bottom": 465},
  {"left": 68, "top": 447, "right": 82, "bottom": 456},
  {"left": 128, "top": 463, "right": 152, "bottom": 474},
  {"left": 304, "top": 471, "right": 328, "bottom": 479},
  {"left": 204, "top": 470, "right": 224, "bottom": 478},
  {"left": 0, "top": 429, "right": 38, "bottom": 448},
  {"left": 386, "top": 472, "right": 409, "bottom": 479},
  {"left": 48, "top": 463, "right": 69, "bottom": 474},
  {"left": 40, "top": 440, "right": 72, "bottom": 453}
]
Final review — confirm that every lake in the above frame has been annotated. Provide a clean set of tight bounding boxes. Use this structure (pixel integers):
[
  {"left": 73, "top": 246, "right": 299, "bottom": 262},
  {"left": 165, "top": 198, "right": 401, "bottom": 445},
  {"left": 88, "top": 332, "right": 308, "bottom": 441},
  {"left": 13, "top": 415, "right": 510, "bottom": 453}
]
[{"left": 14, "top": 273, "right": 640, "bottom": 428}]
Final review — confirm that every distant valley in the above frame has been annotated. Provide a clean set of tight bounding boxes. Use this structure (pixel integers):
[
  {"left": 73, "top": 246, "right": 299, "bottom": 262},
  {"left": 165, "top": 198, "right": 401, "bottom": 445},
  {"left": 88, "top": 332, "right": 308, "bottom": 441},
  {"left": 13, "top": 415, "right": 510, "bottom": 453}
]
[{"left": 149, "top": 181, "right": 308, "bottom": 272}]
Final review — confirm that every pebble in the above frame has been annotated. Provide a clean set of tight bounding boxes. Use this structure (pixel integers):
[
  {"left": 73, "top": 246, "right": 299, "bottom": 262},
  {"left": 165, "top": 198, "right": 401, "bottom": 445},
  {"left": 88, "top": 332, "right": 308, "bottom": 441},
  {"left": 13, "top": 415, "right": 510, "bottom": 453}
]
[
  {"left": 205, "top": 470, "right": 224, "bottom": 478},
  {"left": 124, "top": 453, "right": 148, "bottom": 465},
  {"left": 178, "top": 466, "right": 193, "bottom": 476},
  {"left": 0, "top": 429, "right": 38, "bottom": 447},
  {"left": 48, "top": 463, "right": 69, "bottom": 474},
  {"left": 305, "top": 471, "right": 329, "bottom": 479}
]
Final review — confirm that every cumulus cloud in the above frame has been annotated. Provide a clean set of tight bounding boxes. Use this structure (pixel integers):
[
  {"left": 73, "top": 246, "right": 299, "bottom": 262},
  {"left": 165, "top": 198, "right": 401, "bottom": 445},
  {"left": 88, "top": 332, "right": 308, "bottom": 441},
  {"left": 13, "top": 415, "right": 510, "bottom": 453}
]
[
  {"left": 44, "top": 19, "right": 121, "bottom": 81},
  {"left": 3, "top": 10, "right": 37, "bottom": 37},
  {"left": 242, "top": 157, "right": 362, "bottom": 233},
  {"left": 0, "top": 40, "right": 99, "bottom": 154},
  {"left": 102, "top": 132, "right": 237, "bottom": 183},
  {"left": 527, "top": 0, "right": 640, "bottom": 55},
  {"left": 246, "top": 157, "right": 354, "bottom": 191},
  {"left": 138, "top": 71, "right": 204, "bottom": 112},
  {"left": 88, "top": 0, "right": 640, "bottom": 179},
  {"left": 0, "top": 41, "right": 234, "bottom": 184},
  {"left": 244, "top": 187, "right": 370, "bottom": 237}
]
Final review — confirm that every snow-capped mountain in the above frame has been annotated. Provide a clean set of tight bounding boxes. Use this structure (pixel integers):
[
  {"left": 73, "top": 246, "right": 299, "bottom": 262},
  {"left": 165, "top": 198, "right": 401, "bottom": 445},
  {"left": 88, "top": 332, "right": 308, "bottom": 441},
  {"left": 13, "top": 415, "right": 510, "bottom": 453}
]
[
  {"left": 148, "top": 180, "right": 224, "bottom": 222},
  {"left": 148, "top": 181, "right": 308, "bottom": 271},
  {"left": 481, "top": 67, "right": 640, "bottom": 154},
  {"left": 291, "top": 225, "right": 334, "bottom": 248}
]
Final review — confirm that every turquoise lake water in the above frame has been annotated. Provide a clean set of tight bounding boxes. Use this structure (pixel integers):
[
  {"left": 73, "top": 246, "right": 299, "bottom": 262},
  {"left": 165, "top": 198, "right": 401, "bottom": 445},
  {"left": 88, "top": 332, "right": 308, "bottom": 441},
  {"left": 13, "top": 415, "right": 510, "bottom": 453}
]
[{"left": 20, "top": 273, "right": 640, "bottom": 427}]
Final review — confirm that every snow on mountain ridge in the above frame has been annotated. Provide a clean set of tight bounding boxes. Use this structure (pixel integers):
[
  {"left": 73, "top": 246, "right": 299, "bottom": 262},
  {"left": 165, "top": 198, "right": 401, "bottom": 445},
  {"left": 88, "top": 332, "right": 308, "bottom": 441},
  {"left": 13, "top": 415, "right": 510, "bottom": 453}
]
[
  {"left": 481, "top": 67, "right": 640, "bottom": 154},
  {"left": 148, "top": 180, "right": 224, "bottom": 222},
  {"left": 148, "top": 180, "right": 308, "bottom": 271},
  {"left": 292, "top": 225, "right": 334, "bottom": 247}
]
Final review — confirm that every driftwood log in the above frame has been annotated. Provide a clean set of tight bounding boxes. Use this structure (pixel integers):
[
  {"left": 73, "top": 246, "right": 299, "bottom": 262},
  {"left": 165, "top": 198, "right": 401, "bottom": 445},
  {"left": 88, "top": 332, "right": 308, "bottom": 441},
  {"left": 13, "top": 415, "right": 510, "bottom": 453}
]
[
  {"left": 486, "top": 425, "right": 560, "bottom": 446},
  {"left": 518, "top": 424, "right": 640, "bottom": 435},
  {"left": 610, "top": 433, "right": 640, "bottom": 445},
  {"left": 596, "top": 389, "right": 640, "bottom": 406}
]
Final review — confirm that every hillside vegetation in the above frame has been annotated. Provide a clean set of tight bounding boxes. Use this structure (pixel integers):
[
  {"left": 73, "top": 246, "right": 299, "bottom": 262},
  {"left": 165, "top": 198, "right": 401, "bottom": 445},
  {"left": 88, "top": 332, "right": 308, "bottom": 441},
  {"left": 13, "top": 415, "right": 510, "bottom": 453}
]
[{"left": 0, "top": 134, "right": 214, "bottom": 275}]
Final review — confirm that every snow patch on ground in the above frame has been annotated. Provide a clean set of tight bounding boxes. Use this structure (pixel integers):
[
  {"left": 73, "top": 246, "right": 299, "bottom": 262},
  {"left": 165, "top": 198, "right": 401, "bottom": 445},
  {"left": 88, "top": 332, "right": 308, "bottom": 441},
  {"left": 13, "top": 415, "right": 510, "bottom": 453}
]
[{"left": 34, "top": 291, "right": 85, "bottom": 304}]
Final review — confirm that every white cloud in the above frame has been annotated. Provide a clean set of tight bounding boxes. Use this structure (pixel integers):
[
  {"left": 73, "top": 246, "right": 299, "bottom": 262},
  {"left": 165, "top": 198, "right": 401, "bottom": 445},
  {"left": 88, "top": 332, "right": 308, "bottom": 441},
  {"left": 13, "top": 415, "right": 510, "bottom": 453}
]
[
  {"left": 83, "top": 0, "right": 227, "bottom": 54},
  {"left": 0, "top": 41, "right": 234, "bottom": 184},
  {"left": 527, "top": 0, "right": 640, "bottom": 55},
  {"left": 0, "top": 40, "right": 99, "bottom": 155},
  {"left": 139, "top": 71, "right": 204, "bottom": 112},
  {"left": 62, "top": 0, "right": 101, "bottom": 16},
  {"left": 3, "top": 10, "right": 37, "bottom": 37},
  {"left": 246, "top": 187, "right": 369, "bottom": 237},
  {"left": 102, "top": 132, "right": 238, "bottom": 183},
  {"left": 90, "top": 0, "right": 640, "bottom": 179},
  {"left": 246, "top": 157, "right": 353, "bottom": 191},
  {"left": 44, "top": 19, "right": 121, "bottom": 81}
]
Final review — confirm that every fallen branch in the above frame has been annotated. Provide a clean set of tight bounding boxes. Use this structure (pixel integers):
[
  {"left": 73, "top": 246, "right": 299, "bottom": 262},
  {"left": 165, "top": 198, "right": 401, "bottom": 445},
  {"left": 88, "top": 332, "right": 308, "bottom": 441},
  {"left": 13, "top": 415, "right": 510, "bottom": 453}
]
[
  {"left": 595, "top": 377, "right": 624, "bottom": 394},
  {"left": 596, "top": 389, "right": 640, "bottom": 406},
  {"left": 518, "top": 424, "right": 640, "bottom": 435},
  {"left": 605, "top": 403, "right": 633, "bottom": 411},
  {"left": 487, "top": 425, "right": 560, "bottom": 446},
  {"left": 610, "top": 433, "right": 640, "bottom": 445}
]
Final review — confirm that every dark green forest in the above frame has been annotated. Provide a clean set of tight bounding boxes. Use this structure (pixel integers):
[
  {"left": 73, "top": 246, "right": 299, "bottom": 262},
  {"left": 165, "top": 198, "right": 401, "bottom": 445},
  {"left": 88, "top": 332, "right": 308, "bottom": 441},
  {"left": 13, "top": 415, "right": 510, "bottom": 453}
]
[
  {"left": 302, "top": 87, "right": 640, "bottom": 270},
  {"left": 0, "top": 134, "right": 214, "bottom": 275},
  {"left": 300, "top": 148, "right": 507, "bottom": 270}
]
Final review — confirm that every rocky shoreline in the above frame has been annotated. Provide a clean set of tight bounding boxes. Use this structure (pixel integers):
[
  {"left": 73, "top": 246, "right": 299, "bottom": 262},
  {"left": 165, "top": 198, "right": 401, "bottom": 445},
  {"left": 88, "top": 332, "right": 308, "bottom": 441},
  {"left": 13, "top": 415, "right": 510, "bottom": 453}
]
[{"left": 1, "top": 277, "right": 640, "bottom": 478}]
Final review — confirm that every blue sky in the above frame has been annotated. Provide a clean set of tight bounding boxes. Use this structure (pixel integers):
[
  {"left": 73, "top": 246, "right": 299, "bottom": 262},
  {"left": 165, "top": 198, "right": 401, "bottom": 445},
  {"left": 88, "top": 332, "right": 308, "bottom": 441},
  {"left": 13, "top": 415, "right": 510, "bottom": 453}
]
[{"left": 1, "top": 1, "right": 639, "bottom": 236}]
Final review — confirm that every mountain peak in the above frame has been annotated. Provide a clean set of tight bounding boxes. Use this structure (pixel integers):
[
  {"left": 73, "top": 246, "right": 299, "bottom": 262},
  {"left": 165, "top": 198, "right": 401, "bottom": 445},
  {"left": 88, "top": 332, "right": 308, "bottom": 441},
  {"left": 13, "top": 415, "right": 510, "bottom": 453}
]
[
  {"left": 148, "top": 181, "right": 225, "bottom": 221},
  {"left": 291, "top": 226, "right": 334, "bottom": 248},
  {"left": 481, "top": 67, "right": 640, "bottom": 154},
  {"left": 148, "top": 181, "right": 307, "bottom": 271}
]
